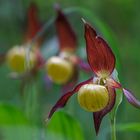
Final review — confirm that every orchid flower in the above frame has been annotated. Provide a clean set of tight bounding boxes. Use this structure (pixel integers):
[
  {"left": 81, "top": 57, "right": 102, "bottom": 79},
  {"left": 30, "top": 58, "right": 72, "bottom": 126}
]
[
  {"left": 47, "top": 20, "right": 140, "bottom": 134},
  {"left": 24, "top": 3, "right": 44, "bottom": 73},
  {"left": 6, "top": 3, "right": 44, "bottom": 76},
  {"left": 45, "top": 6, "right": 91, "bottom": 92}
]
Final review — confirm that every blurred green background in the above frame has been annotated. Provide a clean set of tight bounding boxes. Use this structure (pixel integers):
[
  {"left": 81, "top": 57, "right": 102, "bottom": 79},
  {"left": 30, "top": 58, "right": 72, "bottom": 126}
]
[{"left": 0, "top": 0, "right": 140, "bottom": 140}]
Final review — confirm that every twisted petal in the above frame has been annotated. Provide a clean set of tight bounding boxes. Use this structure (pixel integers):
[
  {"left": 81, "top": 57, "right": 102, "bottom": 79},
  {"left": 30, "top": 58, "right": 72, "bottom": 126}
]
[
  {"left": 47, "top": 77, "right": 93, "bottom": 120},
  {"left": 55, "top": 5, "right": 77, "bottom": 52},
  {"left": 107, "top": 78, "right": 140, "bottom": 109},
  {"left": 84, "top": 21, "right": 115, "bottom": 77},
  {"left": 25, "top": 3, "right": 41, "bottom": 42},
  {"left": 123, "top": 88, "right": 140, "bottom": 109},
  {"left": 106, "top": 78, "right": 121, "bottom": 88},
  {"left": 93, "top": 87, "right": 116, "bottom": 134}
]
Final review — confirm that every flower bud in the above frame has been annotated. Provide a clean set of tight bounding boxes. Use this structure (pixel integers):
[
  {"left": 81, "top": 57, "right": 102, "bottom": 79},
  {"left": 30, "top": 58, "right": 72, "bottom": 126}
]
[
  {"left": 46, "top": 56, "right": 74, "bottom": 84},
  {"left": 6, "top": 46, "right": 36, "bottom": 73},
  {"left": 77, "top": 84, "right": 109, "bottom": 112}
]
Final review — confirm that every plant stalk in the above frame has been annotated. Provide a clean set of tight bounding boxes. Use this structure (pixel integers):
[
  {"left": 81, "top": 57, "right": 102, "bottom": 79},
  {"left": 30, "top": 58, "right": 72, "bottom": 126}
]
[
  {"left": 110, "top": 115, "right": 116, "bottom": 140},
  {"left": 24, "top": 81, "right": 39, "bottom": 124}
]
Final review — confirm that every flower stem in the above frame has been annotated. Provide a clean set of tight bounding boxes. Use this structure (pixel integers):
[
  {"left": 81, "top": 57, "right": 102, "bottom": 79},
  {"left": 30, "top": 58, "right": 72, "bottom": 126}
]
[
  {"left": 23, "top": 81, "right": 39, "bottom": 124},
  {"left": 110, "top": 115, "right": 116, "bottom": 140}
]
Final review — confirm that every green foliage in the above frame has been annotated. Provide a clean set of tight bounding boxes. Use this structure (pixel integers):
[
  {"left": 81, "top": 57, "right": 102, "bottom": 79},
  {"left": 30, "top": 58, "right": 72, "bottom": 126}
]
[
  {"left": 0, "top": 64, "right": 20, "bottom": 100},
  {"left": 0, "top": 104, "right": 84, "bottom": 140},
  {"left": 0, "top": 103, "right": 28, "bottom": 125},
  {"left": 46, "top": 111, "right": 85, "bottom": 140},
  {"left": 117, "top": 123, "right": 140, "bottom": 132},
  {"left": 0, "top": 103, "right": 38, "bottom": 140}
]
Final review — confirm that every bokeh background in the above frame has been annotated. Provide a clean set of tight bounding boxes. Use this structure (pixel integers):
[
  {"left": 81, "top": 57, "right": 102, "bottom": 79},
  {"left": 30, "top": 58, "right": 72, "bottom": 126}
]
[{"left": 0, "top": 0, "right": 140, "bottom": 140}]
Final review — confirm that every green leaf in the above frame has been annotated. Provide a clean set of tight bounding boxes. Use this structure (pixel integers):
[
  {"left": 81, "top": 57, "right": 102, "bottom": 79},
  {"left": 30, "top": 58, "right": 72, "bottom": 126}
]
[
  {"left": 0, "top": 103, "right": 39, "bottom": 140},
  {"left": 0, "top": 106, "right": 85, "bottom": 140},
  {"left": 46, "top": 111, "right": 85, "bottom": 140},
  {"left": 0, "top": 103, "right": 28, "bottom": 125},
  {"left": 0, "top": 126, "right": 41, "bottom": 140},
  {"left": 117, "top": 123, "right": 140, "bottom": 132},
  {"left": 0, "top": 103, "right": 45, "bottom": 140}
]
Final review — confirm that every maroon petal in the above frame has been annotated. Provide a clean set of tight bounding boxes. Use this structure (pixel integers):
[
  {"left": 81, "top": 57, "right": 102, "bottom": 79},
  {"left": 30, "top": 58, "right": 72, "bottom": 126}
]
[
  {"left": 25, "top": 3, "right": 41, "bottom": 43},
  {"left": 55, "top": 5, "right": 77, "bottom": 52},
  {"left": 123, "top": 88, "right": 140, "bottom": 109},
  {"left": 106, "top": 79, "right": 140, "bottom": 109},
  {"left": 47, "top": 77, "right": 93, "bottom": 120},
  {"left": 93, "top": 87, "right": 116, "bottom": 134},
  {"left": 84, "top": 21, "right": 115, "bottom": 77}
]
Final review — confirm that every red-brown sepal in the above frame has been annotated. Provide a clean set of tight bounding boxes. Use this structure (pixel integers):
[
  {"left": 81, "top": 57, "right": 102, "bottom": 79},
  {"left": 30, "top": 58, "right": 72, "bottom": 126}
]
[
  {"left": 84, "top": 21, "right": 115, "bottom": 77},
  {"left": 25, "top": 3, "right": 41, "bottom": 44},
  {"left": 55, "top": 6, "right": 77, "bottom": 52}
]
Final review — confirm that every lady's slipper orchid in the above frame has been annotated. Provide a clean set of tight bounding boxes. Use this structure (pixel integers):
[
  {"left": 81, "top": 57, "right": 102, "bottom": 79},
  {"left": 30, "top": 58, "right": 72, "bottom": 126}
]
[
  {"left": 45, "top": 6, "right": 91, "bottom": 88},
  {"left": 47, "top": 56, "right": 74, "bottom": 84},
  {"left": 47, "top": 20, "right": 140, "bottom": 134},
  {"left": 78, "top": 84, "right": 109, "bottom": 112},
  {"left": 7, "top": 46, "right": 36, "bottom": 73},
  {"left": 6, "top": 3, "right": 44, "bottom": 75}
]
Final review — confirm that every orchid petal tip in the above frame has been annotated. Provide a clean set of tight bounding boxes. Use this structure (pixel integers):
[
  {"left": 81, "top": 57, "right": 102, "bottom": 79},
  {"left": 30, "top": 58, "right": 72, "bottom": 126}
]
[
  {"left": 95, "top": 131, "right": 99, "bottom": 136},
  {"left": 81, "top": 18, "right": 86, "bottom": 24},
  {"left": 82, "top": 19, "right": 91, "bottom": 30}
]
